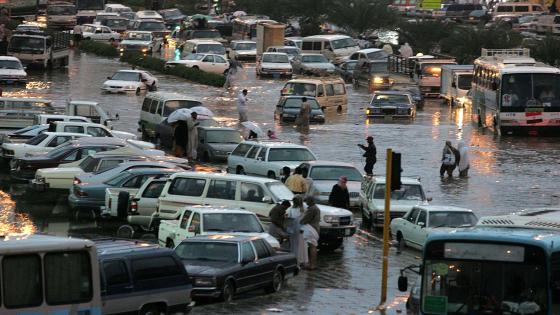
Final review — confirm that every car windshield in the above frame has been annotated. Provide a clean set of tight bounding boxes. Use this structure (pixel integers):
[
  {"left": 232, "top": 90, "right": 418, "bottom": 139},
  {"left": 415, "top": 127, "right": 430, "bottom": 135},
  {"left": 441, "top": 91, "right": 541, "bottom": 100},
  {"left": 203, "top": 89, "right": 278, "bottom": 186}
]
[
  {"left": 104, "top": 171, "right": 131, "bottom": 185},
  {"left": 372, "top": 94, "right": 410, "bottom": 104},
  {"left": 235, "top": 42, "right": 256, "bottom": 50},
  {"left": 25, "top": 133, "right": 48, "bottom": 145},
  {"left": 0, "top": 60, "right": 23, "bottom": 70},
  {"left": 206, "top": 130, "right": 243, "bottom": 144},
  {"left": 9, "top": 37, "right": 45, "bottom": 53},
  {"left": 428, "top": 211, "right": 478, "bottom": 228},
  {"left": 262, "top": 54, "right": 289, "bottom": 63},
  {"left": 331, "top": 38, "right": 357, "bottom": 50},
  {"left": 282, "top": 83, "right": 316, "bottom": 96},
  {"left": 197, "top": 44, "right": 225, "bottom": 54},
  {"left": 47, "top": 5, "right": 76, "bottom": 15},
  {"left": 458, "top": 74, "right": 473, "bottom": 90},
  {"left": 46, "top": 143, "right": 73, "bottom": 158},
  {"left": 203, "top": 213, "right": 263, "bottom": 233},
  {"left": 309, "top": 166, "right": 362, "bottom": 181},
  {"left": 138, "top": 22, "right": 165, "bottom": 31},
  {"left": 111, "top": 71, "right": 140, "bottom": 81},
  {"left": 283, "top": 98, "right": 320, "bottom": 109},
  {"left": 267, "top": 148, "right": 315, "bottom": 161},
  {"left": 184, "top": 53, "right": 205, "bottom": 61},
  {"left": 105, "top": 19, "right": 128, "bottom": 27},
  {"left": 367, "top": 50, "right": 389, "bottom": 60},
  {"left": 126, "top": 32, "right": 151, "bottom": 41},
  {"left": 368, "top": 62, "right": 388, "bottom": 73},
  {"left": 373, "top": 184, "right": 424, "bottom": 200},
  {"left": 266, "top": 182, "right": 294, "bottom": 201},
  {"left": 302, "top": 55, "right": 328, "bottom": 63},
  {"left": 174, "top": 242, "right": 238, "bottom": 262},
  {"left": 193, "top": 30, "right": 221, "bottom": 38},
  {"left": 78, "top": 156, "right": 94, "bottom": 170}
]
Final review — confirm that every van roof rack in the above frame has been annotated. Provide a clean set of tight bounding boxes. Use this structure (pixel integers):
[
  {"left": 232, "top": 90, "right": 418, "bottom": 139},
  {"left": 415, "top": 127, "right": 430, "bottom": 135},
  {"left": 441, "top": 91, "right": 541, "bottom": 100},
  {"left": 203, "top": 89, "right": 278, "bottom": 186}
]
[{"left": 481, "top": 48, "right": 530, "bottom": 58}]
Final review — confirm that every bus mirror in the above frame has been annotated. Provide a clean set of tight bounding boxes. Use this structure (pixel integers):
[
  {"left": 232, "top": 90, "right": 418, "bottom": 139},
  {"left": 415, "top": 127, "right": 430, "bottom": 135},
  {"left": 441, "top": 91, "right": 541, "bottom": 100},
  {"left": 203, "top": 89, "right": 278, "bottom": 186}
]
[
  {"left": 492, "top": 82, "right": 498, "bottom": 90},
  {"left": 398, "top": 275, "right": 408, "bottom": 292}
]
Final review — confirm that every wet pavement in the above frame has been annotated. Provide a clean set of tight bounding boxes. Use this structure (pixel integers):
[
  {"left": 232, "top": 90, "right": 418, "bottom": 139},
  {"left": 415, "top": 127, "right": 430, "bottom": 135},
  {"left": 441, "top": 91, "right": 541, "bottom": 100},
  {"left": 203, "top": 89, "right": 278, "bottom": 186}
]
[{"left": 1, "top": 48, "right": 560, "bottom": 313}]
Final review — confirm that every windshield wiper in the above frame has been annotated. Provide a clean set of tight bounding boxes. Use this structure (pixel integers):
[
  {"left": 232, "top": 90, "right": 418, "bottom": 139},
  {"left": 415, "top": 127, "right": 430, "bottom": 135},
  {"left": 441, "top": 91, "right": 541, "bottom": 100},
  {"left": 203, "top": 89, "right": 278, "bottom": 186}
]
[{"left": 205, "top": 228, "right": 227, "bottom": 232}]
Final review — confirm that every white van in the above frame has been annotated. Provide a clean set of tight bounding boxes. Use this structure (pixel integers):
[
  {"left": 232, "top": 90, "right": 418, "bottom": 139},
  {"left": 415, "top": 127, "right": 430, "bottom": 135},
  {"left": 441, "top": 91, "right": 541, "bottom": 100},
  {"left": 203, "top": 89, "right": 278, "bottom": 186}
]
[
  {"left": 138, "top": 92, "right": 203, "bottom": 140},
  {"left": 493, "top": 2, "right": 544, "bottom": 18},
  {"left": 281, "top": 77, "right": 348, "bottom": 110},
  {"left": 157, "top": 172, "right": 357, "bottom": 250},
  {"left": 181, "top": 39, "right": 227, "bottom": 59},
  {"left": 104, "top": 3, "right": 132, "bottom": 13},
  {"left": 536, "top": 14, "right": 560, "bottom": 34},
  {"left": 301, "top": 35, "right": 360, "bottom": 64}
]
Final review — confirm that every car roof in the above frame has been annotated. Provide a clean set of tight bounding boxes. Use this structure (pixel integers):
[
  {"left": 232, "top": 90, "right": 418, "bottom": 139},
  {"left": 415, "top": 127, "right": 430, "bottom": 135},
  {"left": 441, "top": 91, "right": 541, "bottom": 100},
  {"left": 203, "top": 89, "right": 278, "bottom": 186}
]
[
  {"left": 262, "top": 52, "right": 289, "bottom": 56},
  {"left": 185, "top": 205, "right": 257, "bottom": 215},
  {"left": 303, "top": 160, "right": 359, "bottom": 168},
  {"left": 169, "top": 171, "right": 279, "bottom": 184},
  {"left": 232, "top": 40, "right": 256, "bottom": 44},
  {"left": 182, "top": 234, "right": 261, "bottom": 244},
  {"left": 300, "top": 53, "right": 325, "bottom": 57},
  {"left": 355, "top": 48, "right": 383, "bottom": 54},
  {"left": 241, "top": 140, "right": 309, "bottom": 149},
  {"left": 412, "top": 205, "right": 474, "bottom": 213},
  {"left": 269, "top": 46, "right": 298, "bottom": 49},
  {"left": 136, "top": 19, "right": 164, "bottom": 23},
  {"left": 187, "top": 39, "right": 223, "bottom": 45},
  {"left": 370, "top": 176, "right": 422, "bottom": 185},
  {"left": 282, "top": 96, "right": 318, "bottom": 101},
  {"left": 373, "top": 90, "right": 413, "bottom": 96},
  {"left": 42, "top": 131, "right": 90, "bottom": 137},
  {"left": 304, "top": 34, "right": 352, "bottom": 40},
  {"left": 127, "top": 30, "right": 152, "bottom": 34},
  {"left": 286, "top": 77, "right": 345, "bottom": 84},
  {"left": 95, "top": 239, "right": 166, "bottom": 256},
  {"left": 0, "top": 234, "right": 95, "bottom": 253},
  {"left": 116, "top": 69, "right": 146, "bottom": 74},
  {"left": 0, "top": 56, "right": 21, "bottom": 61},
  {"left": 124, "top": 167, "right": 178, "bottom": 174},
  {"left": 71, "top": 137, "right": 127, "bottom": 145}
]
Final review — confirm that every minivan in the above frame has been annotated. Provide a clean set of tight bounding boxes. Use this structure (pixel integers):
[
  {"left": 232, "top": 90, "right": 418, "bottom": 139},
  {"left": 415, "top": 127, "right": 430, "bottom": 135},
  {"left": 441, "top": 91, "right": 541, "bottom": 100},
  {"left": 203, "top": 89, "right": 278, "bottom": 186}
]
[
  {"left": 536, "top": 14, "right": 560, "bottom": 34},
  {"left": 301, "top": 35, "right": 360, "bottom": 64},
  {"left": 138, "top": 92, "right": 203, "bottom": 140},
  {"left": 281, "top": 77, "right": 348, "bottom": 111},
  {"left": 493, "top": 2, "right": 544, "bottom": 18},
  {"left": 96, "top": 239, "right": 192, "bottom": 314}
]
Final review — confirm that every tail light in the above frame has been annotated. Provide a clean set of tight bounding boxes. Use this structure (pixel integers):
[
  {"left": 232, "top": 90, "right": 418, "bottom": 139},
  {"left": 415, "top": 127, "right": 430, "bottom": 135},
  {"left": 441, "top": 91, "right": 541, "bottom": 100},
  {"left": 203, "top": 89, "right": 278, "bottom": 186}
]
[
  {"left": 73, "top": 177, "right": 81, "bottom": 185},
  {"left": 130, "top": 200, "right": 138, "bottom": 213}
]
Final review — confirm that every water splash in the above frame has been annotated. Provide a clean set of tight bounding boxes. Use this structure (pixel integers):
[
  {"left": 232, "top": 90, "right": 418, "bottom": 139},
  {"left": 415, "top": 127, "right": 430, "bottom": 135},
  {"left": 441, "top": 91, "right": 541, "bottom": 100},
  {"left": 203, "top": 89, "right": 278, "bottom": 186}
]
[{"left": 0, "top": 191, "right": 36, "bottom": 237}]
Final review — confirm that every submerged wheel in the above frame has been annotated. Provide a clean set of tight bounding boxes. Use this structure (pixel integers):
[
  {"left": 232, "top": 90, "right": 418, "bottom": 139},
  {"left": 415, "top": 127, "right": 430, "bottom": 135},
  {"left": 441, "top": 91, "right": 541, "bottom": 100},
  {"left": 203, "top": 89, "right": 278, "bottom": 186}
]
[{"left": 265, "top": 269, "right": 284, "bottom": 293}]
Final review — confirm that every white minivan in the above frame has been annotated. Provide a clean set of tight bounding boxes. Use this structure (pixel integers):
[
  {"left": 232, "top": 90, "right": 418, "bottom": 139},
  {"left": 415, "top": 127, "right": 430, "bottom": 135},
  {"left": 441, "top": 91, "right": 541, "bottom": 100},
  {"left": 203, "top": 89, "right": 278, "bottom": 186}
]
[
  {"left": 301, "top": 35, "right": 360, "bottom": 64},
  {"left": 157, "top": 172, "right": 357, "bottom": 250}
]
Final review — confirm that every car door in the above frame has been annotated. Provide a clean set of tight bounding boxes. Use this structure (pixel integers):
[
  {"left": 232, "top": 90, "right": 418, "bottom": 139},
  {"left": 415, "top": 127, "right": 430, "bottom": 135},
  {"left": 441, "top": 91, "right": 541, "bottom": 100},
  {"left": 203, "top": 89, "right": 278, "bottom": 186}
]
[
  {"left": 251, "top": 239, "right": 275, "bottom": 286},
  {"left": 410, "top": 209, "right": 427, "bottom": 249},
  {"left": 175, "top": 209, "right": 193, "bottom": 241},
  {"left": 242, "top": 145, "right": 261, "bottom": 175},
  {"left": 235, "top": 241, "right": 258, "bottom": 291},
  {"left": 400, "top": 208, "right": 420, "bottom": 243},
  {"left": 253, "top": 147, "right": 269, "bottom": 176},
  {"left": 100, "top": 259, "right": 134, "bottom": 314},
  {"left": 213, "top": 55, "right": 228, "bottom": 74},
  {"left": 135, "top": 180, "right": 166, "bottom": 217},
  {"left": 203, "top": 179, "right": 237, "bottom": 207},
  {"left": 200, "top": 55, "right": 214, "bottom": 72},
  {"left": 237, "top": 181, "right": 272, "bottom": 216}
]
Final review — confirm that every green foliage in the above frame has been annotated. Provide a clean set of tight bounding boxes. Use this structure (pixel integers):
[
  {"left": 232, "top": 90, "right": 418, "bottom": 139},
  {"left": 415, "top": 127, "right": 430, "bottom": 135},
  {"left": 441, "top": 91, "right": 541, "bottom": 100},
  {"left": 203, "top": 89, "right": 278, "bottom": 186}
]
[
  {"left": 78, "top": 40, "right": 119, "bottom": 58},
  {"left": 525, "top": 35, "right": 560, "bottom": 67},
  {"left": 440, "top": 25, "right": 522, "bottom": 64},
  {"left": 397, "top": 19, "right": 455, "bottom": 55},
  {"left": 327, "top": 0, "right": 399, "bottom": 36},
  {"left": 121, "top": 53, "right": 226, "bottom": 87}
]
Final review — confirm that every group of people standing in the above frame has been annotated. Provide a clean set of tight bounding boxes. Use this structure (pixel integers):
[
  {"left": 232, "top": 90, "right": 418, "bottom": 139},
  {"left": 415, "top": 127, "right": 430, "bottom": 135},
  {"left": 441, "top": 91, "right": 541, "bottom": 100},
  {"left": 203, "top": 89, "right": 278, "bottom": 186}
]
[
  {"left": 440, "top": 140, "right": 470, "bottom": 177},
  {"left": 173, "top": 112, "right": 199, "bottom": 159}
]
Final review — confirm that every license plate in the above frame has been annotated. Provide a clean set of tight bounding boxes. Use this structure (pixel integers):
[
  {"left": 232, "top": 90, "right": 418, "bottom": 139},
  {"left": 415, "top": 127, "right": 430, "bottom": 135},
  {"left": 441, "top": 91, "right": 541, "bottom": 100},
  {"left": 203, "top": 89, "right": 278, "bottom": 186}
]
[{"left": 345, "top": 228, "right": 352, "bottom": 236}]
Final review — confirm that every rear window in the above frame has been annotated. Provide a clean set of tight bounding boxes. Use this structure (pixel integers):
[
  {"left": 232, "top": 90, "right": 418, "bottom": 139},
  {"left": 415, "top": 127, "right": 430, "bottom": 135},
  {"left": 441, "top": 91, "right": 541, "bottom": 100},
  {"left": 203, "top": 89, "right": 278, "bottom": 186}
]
[
  {"left": 515, "top": 5, "right": 529, "bottom": 12},
  {"left": 132, "top": 256, "right": 183, "bottom": 281},
  {"left": 163, "top": 100, "right": 202, "bottom": 116},
  {"left": 3, "top": 254, "right": 42, "bottom": 308}
]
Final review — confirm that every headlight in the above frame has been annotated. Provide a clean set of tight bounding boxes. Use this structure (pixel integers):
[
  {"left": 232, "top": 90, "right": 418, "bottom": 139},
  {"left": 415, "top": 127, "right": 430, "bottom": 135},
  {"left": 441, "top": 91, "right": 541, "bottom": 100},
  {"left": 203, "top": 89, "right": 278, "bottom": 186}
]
[
  {"left": 35, "top": 175, "right": 45, "bottom": 183},
  {"left": 127, "top": 85, "right": 135, "bottom": 89},
  {"left": 141, "top": 48, "right": 148, "bottom": 52},
  {"left": 194, "top": 277, "right": 216, "bottom": 287},
  {"left": 373, "top": 77, "right": 384, "bottom": 84},
  {"left": 323, "top": 215, "right": 339, "bottom": 223},
  {"left": 119, "top": 48, "right": 124, "bottom": 52}
]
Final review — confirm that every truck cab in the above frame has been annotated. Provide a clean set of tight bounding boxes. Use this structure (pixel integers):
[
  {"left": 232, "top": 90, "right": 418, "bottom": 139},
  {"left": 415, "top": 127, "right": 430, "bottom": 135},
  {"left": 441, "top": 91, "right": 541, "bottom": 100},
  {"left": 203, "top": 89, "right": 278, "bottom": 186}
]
[
  {"left": 65, "top": 100, "right": 118, "bottom": 127},
  {"left": 47, "top": 2, "right": 77, "bottom": 29},
  {"left": 413, "top": 59, "right": 457, "bottom": 97},
  {"left": 8, "top": 31, "right": 71, "bottom": 68},
  {"left": 440, "top": 64, "right": 474, "bottom": 107}
]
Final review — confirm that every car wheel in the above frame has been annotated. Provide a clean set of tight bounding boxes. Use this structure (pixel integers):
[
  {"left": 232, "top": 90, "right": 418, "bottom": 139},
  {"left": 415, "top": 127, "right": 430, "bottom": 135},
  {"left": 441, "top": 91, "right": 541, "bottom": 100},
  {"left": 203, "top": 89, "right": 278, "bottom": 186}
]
[
  {"left": 117, "top": 225, "right": 135, "bottom": 239},
  {"left": 236, "top": 166, "right": 245, "bottom": 175},
  {"left": 265, "top": 269, "right": 284, "bottom": 293},
  {"left": 135, "top": 87, "right": 141, "bottom": 95},
  {"left": 267, "top": 171, "right": 276, "bottom": 179},
  {"left": 139, "top": 304, "right": 162, "bottom": 315},
  {"left": 221, "top": 280, "right": 235, "bottom": 302},
  {"left": 192, "top": 66, "right": 199, "bottom": 70},
  {"left": 166, "top": 239, "right": 175, "bottom": 249},
  {"left": 397, "top": 232, "right": 405, "bottom": 249}
]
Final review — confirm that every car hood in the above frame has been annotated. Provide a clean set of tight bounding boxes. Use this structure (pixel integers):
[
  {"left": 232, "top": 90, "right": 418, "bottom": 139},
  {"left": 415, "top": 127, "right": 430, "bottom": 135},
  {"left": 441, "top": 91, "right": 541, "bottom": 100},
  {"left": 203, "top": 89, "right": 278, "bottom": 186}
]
[
  {"left": 36, "top": 167, "right": 83, "bottom": 178},
  {"left": 281, "top": 108, "right": 324, "bottom": 116},
  {"left": 371, "top": 199, "right": 423, "bottom": 211},
  {"left": 202, "top": 232, "right": 280, "bottom": 248},
  {"left": 316, "top": 203, "right": 353, "bottom": 217},
  {"left": 235, "top": 50, "right": 257, "bottom": 55},
  {"left": 0, "top": 69, "right": 27, "bottom": 77},
  {"left": 112, "top": 131, "right": 137, "bottom": 140},
  {"left": 103, "top": 80, "right": 141, "bottom": 87},
  {"left": 312, "top": 180, "right": 361, "bottom": 194},
  {"left": 120, "top": 40, "right": 151, "bottom": 46},
  {"left": 206, "top": 143, "right": 239, "bottom": 152},
  {"left": 261, "top": 62, "right": 292, "bottom": 69},
  {"left": 182, "top": 260, "right": 238, "bottom": 276},
  {"left": 302, "top": 63, "right": 335, "bottom": 70}
]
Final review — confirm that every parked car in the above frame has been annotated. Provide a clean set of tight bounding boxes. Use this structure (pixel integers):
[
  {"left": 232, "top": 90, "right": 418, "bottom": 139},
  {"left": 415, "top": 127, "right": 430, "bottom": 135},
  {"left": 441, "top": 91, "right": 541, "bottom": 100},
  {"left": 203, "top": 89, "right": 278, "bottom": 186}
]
[
  {"left": 1, "top": 132, "right": 90, "bottom": 160},
  {"left": 274, "top": 96, "right": 325, "bottom": 123},
  {"left": 102, "top": 70, "right": 158, "bottom": 95},
  {"left": 229, "top": 40, "right": 257, "bottom": 60},
  {"left": 10, "top": 138, "right": 126, "bottom": 181},
  {"left": 227, "top": 140, "right": 317, "bottom": 178},
  {"left": 256, "top": 53, "right": 293, "bottom": 78},
  {"left": 366, "top": 90, "right": 416, "bottom": 119},
  {"left": 0, "top": 124, "right": 49, "bottom": 145},
  {"left": 68, "top": 167, "right": 180, "bottom": 212},
  {"left": 347, "top": 48, "right": 389, "bottom": 62},
  {"left": 515, "top": 14, "right": 539, "bottom": 32},
  {"left": 80, "top": 24, "right": 120, "bottom": 42},
  {"left": 158, "top": 8, "right": 185, "bottom": 27},
  {"left": 0, "top": 56, "right": 27, "bottom": 84},
  {"left": 134, "top": 10, "right": 163, "bottom": 21},
  {"left": 390, "top": 205, "right": 478, "bottom": 250},
  {"left": 118, "top": 31, "right": 162, "bottom": 54},
  {"left": 100, "top": 16, "right": 129, "bottom": 33},
  {"left": 298, "top": 161, "right": 362, "bottom": 208},
  {"left": 165, "top": 53, "right": 229, "bottom": 75},
  {"left": 266, "top": 46, "right": 300, "bottom": 61},
  {"left": 360, "top": 176, "right": 429, "bottom": 228},
  {"left": 159, "top": 206, "right": 280, "bottom": 249},
  {"left": 291, "top": 53, "right": 335, "bottom": 75},
  {"left": 335, "top": 60, "right": 358, "bottom": 83},
  {"left": 174, "top": 235, "right": 299, "bottom": 301},
  {"left": 197, "top": 127, "right": 243, "bottom": 162},
  {"left": 97, "top": 239, "right": 192, "bottom": 315},
  {"left": 154, "top": 117, "right": 217, "bottom": 150}
]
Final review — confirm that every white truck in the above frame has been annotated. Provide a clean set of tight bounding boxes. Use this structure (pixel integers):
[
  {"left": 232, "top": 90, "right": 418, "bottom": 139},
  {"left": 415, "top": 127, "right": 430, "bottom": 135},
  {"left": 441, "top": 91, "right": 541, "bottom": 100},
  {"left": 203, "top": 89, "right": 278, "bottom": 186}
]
[
  {"left": 47, "top": 1, "right": 77, "bottom": 29},
  {"left": 412, "top": 58, "right": 457, "bottom": 97},
  {"left": 440, "top": 64, "right": 474, "bottom": 107},
  {"left": 158, "top": 206, "right": 281, "bottom": 249},
  {"left": 8, "top": 31, "right": 71, "bottom": 69}
]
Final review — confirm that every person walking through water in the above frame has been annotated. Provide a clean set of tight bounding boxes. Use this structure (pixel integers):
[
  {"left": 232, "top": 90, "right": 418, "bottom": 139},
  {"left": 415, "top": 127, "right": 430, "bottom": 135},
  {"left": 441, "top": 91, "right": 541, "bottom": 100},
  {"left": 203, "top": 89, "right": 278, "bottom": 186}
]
[
  {"left": 223, "top": 53, "right": 242, "bottom": 89},
  {"left": 440, "top": 140, "right": 459, "bottom": 177},
  {"left": 268, "top": 200, "right": 291, "bottom": 243},
  {"left": 287, "top": 195, "right": 308, "bottom": 266},
  {"left": 186, "top": 112, "right": 199, "bottom": 160},
  {"left": 237, "top": 89, "right": 248, "bottom": 123},
  {"left": 301, "top": 196, "right": 320, "bottom": 270},
  {"left": 173, "top": 120, "right": 187, "bottom": 157},
  {"left": 329, "top": 176, "right": 350, "bottom": 209},
  {"left": 358, "top": 136, "right": 377, "bottom": 176},
  {"left": 457, "top": 141, "right": 470, "bottom": 177},
  {"left": 295, "top": 97, "right": 312, "bottom": 132}
]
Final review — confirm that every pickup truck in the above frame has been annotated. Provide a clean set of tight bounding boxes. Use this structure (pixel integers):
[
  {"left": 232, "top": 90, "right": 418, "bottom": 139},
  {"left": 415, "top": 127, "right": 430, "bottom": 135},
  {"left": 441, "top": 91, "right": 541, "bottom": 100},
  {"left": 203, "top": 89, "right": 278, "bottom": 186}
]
[{"left": 158, "top": 206, "right": 281, "bottom": 249}]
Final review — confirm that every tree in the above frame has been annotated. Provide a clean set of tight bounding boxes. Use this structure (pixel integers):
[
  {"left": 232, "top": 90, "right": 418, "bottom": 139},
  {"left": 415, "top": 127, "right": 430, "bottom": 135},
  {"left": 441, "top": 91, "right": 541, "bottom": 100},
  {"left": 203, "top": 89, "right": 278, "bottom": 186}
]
[
  {"left": 327, "top": 0, "right": 399, "bottom": 36},
  {"left": 397, "top": 19, "right": 455, "bottom": 55},
  {"left": 526, "top": 35, "right": 560, "bottom": 67}
]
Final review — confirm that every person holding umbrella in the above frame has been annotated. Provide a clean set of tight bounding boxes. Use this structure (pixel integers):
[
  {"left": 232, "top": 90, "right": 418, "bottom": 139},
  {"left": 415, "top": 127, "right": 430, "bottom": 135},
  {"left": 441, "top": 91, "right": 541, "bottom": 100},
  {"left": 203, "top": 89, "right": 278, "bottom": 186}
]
[{"left": 186, "top": 112, "right": 199, "bottom": 160}]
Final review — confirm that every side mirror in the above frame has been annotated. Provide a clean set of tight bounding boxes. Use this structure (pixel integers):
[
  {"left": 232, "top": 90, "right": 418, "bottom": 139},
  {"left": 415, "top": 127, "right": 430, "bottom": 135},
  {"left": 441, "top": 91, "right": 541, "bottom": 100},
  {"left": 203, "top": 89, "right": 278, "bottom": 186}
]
[
  {"left": 262, "top": 196, "right": 273, "bottom": 203},
  {"left": 418, "top": 221, "right": 425, "bottom": 228},
  {"left": 398, "top": 275, "right": 408, "bottom": 292},
  {"left": 107, "top": 76, "right": 112, "bottom": 79}
]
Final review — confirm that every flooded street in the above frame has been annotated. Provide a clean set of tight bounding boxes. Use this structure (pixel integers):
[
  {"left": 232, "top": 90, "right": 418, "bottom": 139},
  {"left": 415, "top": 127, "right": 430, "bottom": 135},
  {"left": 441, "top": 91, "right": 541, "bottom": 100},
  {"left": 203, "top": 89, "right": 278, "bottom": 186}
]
[{"left": 1, "top": 49, "right": 560, "bottom": 313}]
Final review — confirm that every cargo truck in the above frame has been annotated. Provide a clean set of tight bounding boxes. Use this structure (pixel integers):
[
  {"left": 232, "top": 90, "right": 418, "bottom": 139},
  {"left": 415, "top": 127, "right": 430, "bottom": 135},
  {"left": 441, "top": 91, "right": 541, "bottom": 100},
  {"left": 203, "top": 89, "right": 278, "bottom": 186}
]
[
  {"left": 7, "top": 30, "right": 71, "bottom": 69},
  {"left": 440, "top": 64, "right": 473, "bottom": 107}
]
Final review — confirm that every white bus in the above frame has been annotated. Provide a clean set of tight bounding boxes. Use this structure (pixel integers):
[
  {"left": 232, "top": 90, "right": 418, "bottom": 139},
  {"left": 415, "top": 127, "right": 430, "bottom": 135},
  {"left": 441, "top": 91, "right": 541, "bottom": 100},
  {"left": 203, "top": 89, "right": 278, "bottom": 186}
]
[
  {"left": 472, "top": 48, "right": 560, "bottom": 135},
  {"left": 232, "top": 15, "right": 275, "bottom": 41},
  {"left": 0, "top": 234, "right": 102, "bottom": 315}
]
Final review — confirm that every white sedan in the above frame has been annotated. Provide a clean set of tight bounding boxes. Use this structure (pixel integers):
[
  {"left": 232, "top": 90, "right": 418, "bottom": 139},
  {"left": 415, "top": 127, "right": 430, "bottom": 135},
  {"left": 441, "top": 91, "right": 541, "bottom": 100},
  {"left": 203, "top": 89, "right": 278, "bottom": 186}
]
[
  {"left": 166, "top": 53, "right": 229, "bottom": 75},
  {"left": 1, "top": 132, "right": 90, "bottom": 159},
  {"left": 390, "top": 205, "right": 478, "bottom": 250},
  {"left": 80, "top": 24, "right": 120, "bottom": 42},
  {"left": 256, "top": 52, "right": 293, "bottom": 78},
  {"left": 0, "top": 56, "right": 27, "bottom": 84},
  {"left": 102, "top": 70, "right": 158, "bottom": 95}
]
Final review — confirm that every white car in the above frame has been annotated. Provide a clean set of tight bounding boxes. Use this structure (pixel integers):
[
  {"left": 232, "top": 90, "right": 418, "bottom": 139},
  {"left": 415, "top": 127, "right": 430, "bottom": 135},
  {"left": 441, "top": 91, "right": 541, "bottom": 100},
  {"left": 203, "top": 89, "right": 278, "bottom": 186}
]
[
  {"left": 256, "top": 52, "right": 293, "bottom": 78},
  {"left": 299, "top": 161, "right": 363, "bottom": 208},
  {"left": 166, "top": 53, "right": 229, "bottom": 75},
  {"left": 291, "top": 53, "right": 336, "bottom": 75},
  {"left": 390, "top": 205, "right": 478, "bottom": 250},
  {"left": 0, "top": 56, "right": 27, "bottom": 84},
  {"left": 118, "top": 31, "right": 161, "bottom": 54},
  {"left": 1, "top": 132, "right": 90, "bottom": 160},
  {"left": 80, "top": 24, "right": 120, "bottom": 42},
  {"left": 227, "top": 140, "right": 317, "bottom": 179},
  {"left": 102, "top": 70, "right": 158, "bottom": 95},
  {"left": 359, "top": 176, "right": 429, "bottom": 228},
  {"left": 230, "top": 40, "right": 257, "bottom": 60},
  {"left": 0, "top": 125, "right": 49, "bottom": 145}
]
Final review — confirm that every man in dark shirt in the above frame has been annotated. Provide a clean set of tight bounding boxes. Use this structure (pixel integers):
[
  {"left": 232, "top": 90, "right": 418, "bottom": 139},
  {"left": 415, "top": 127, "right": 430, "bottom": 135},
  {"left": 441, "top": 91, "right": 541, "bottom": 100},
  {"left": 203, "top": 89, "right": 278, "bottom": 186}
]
[
  {"left": 358, "top": 136, "right": 377, "bottom": 176},
  {"left": 173, "top": 120, "right": 187, "bottom": 157},
  {"left": 268, "top": 200, "right": 291, "bottom": 242},
  {"left": 301, "top": 196, "right": 321, "bottom": 270},
  {"left": 329, "top": 176, "right": 350, "bottom": 209}
]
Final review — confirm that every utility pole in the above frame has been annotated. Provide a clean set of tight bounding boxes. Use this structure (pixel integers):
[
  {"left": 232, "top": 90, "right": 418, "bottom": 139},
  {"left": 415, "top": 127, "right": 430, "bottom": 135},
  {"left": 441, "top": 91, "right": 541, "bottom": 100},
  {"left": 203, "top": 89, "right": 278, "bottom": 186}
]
[{"left": 380, "top": 148, "right": 392, "bottom": 306}]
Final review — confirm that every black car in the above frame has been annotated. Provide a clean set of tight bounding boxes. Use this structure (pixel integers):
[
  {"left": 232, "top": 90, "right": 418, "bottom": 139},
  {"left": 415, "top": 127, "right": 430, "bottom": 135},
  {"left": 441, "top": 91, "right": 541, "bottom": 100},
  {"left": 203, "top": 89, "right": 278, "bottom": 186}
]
[
  {"left": 335, "top": 60, "right": 358, "bottom": 83},
  {"left": 275, "top": 96, "right": 325, "bottom": 123},
  {"left": 174, "top": 235, "right": 299, "bottom": 302}
]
